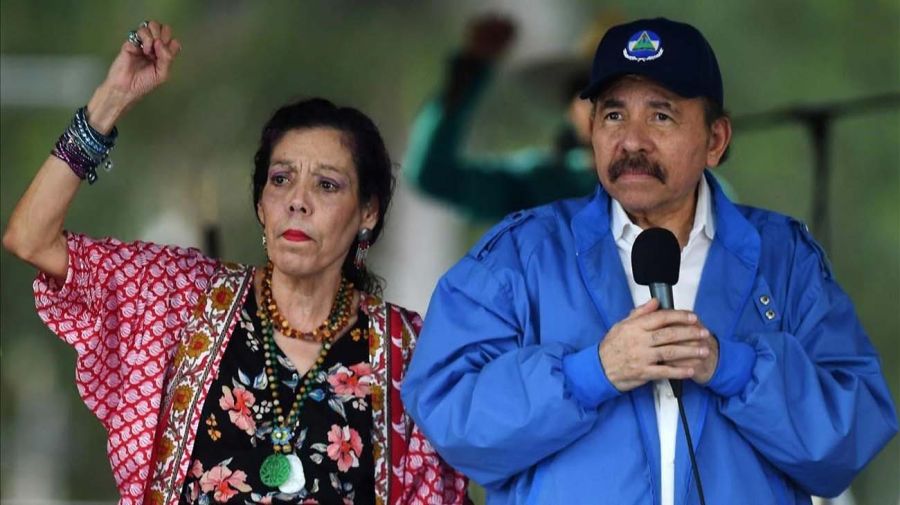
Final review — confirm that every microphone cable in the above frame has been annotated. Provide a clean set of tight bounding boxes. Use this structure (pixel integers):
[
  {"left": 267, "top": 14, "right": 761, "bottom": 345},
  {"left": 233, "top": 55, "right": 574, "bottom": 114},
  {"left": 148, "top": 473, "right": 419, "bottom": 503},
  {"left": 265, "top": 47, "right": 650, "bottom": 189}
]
[{"left": 674, "top": 387, "right": 706, "bottom": 505}]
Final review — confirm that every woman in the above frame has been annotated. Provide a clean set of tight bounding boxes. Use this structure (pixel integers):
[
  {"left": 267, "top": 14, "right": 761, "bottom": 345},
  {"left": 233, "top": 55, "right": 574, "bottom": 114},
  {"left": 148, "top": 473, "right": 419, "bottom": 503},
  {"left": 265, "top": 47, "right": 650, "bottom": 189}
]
[{"left": 3, "top": 20, "right": 466, "bottom": 505}]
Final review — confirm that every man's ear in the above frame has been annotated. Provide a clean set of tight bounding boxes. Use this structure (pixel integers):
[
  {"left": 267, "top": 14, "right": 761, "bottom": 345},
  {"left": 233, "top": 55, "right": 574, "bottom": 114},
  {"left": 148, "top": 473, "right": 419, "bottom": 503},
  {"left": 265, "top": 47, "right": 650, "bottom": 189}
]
[
  {"left": 588, "top": 100, "right": 597, "bottom": 133},
  {"left": 706, "top": 116, "right": 732, "bottom": 168}
]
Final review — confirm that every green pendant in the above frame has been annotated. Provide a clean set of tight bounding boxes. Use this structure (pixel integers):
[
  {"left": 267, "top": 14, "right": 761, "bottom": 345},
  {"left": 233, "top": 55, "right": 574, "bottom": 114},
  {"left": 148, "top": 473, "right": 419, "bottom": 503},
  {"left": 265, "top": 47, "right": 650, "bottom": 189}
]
[{"left": 260, "top": 452, "right": 291, "bottom": 487}]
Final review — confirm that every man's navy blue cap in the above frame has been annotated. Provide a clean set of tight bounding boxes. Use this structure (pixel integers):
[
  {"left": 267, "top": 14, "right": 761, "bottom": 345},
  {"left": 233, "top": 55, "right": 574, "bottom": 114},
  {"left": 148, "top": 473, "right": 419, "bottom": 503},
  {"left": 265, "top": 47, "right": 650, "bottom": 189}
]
[{"left": 579, "top": 18, "right": 723, "bottom": 106}]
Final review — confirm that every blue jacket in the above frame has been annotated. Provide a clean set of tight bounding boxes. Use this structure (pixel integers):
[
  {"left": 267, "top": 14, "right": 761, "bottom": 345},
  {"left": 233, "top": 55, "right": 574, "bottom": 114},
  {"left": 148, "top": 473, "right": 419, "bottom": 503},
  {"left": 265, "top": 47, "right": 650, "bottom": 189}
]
[{"left": 403, "top": 173, "right": 897, "bottom": 505}]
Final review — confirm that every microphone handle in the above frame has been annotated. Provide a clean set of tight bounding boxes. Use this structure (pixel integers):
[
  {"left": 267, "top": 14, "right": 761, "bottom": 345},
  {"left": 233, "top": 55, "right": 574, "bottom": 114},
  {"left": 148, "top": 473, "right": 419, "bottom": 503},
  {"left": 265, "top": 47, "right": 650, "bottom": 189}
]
[
  {"left": 648, "top": 282, "right": 682, "bottom": 398},
  {"left": 648, "top": 282, "right": 674, "bottom": 310}
]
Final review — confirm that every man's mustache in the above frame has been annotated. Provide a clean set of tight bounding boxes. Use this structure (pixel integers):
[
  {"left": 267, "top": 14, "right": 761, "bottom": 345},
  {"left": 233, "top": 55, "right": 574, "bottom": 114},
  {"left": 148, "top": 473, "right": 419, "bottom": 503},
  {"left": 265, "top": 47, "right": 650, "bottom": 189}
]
[{"left": 608, "top": 154, "right": 667, "bottom": 183}]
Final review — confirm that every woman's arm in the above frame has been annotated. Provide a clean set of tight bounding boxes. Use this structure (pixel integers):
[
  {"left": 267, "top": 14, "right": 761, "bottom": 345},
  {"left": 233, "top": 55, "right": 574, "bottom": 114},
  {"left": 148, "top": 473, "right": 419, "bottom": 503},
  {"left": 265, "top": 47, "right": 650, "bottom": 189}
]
[{"left": 2, "top": 20, "right": 181, "bottom": 280}]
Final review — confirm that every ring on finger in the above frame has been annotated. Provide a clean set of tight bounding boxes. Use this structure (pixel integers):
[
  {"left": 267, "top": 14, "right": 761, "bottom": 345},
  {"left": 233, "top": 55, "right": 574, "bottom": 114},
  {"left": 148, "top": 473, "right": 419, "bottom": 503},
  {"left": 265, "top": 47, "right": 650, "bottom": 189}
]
[
  {"left": 139, "top": 20, "right": 150, "bottom": 28},
  {"left": 126, "top": 30, "right": 142, "bottom": 48}
]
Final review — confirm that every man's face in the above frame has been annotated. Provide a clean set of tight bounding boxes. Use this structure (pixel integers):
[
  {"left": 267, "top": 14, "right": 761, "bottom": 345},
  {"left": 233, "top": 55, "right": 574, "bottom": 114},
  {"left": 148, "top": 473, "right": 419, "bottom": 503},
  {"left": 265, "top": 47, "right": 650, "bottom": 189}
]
[{"left": 590, "top": 76, "right": 730, "bottom": 222}]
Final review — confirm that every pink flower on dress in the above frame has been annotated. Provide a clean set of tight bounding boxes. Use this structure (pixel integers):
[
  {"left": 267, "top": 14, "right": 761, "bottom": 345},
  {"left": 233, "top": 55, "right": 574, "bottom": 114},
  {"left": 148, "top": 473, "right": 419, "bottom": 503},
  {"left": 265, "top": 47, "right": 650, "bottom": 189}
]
[
  {"left": 328, "top": 362, "right": 373, "bottom": 398},
  {"left": 199, "top": 464, "right": 252, "bottom": 502},
  {"left": 187, "top": 481, "right": 200, "bottom": 503},
  {"left": 219, "top": 385, "right": 256, "bottom": 435},
  {"left": 326, "top": 424, "right": 364, "bottom": 472},
  {"left": 191, "top": 460, "right": 204, "bottom": 478}
]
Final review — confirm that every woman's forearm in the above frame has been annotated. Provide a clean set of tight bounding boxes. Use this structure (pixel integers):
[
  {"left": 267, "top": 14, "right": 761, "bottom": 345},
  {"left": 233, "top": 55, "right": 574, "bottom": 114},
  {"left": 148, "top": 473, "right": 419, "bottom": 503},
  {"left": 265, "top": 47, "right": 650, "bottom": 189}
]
[
  {"left": 3, "top": 84, "right": 130, "bottom": 277},
  {"left": 86, "top": 84, "right": 131, "bottom": 134},
  {"left": 2, "top": 154, "right": 82, "bottom": 280}
]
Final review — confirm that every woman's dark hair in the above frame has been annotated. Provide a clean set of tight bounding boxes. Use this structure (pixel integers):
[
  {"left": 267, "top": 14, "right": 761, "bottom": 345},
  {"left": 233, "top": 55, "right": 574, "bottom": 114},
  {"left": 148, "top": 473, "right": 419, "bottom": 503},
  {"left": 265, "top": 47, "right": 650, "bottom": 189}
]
[{"left": 252, "top": 98, "right": 395, "bottom": 295}]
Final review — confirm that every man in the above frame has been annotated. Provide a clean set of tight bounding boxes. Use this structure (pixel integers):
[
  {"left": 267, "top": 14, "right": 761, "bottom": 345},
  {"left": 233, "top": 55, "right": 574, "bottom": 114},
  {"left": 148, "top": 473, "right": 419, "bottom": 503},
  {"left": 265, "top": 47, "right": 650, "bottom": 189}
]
[
  {"left": 404, "top": 14, "right": 597, "bottom": 222},
  {"left": 402, "top": 17, "right": 897, "bottom": 504}
]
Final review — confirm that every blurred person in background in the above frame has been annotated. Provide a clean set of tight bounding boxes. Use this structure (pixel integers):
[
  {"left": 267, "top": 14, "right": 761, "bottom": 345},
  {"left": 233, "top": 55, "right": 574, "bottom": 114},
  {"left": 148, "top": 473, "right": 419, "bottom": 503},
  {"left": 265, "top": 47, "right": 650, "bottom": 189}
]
[
  {"left": 403, "top": 17, "right": 897, "bottom": 504},
  {"left": 2, "top": 20, "right": 466, "bottom": 505},
  {"left": 403, "top": 14, "right": 597, "bottom": 223},
  {"left": 404, "top": 13, "right": 736, "bottom": 228}
]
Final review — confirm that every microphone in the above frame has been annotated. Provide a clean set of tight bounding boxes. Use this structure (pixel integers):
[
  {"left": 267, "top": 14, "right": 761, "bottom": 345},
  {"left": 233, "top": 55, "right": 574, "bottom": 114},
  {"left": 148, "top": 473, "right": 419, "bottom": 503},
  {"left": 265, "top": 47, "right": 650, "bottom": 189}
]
[
  {"left": 631, "top": 227, "right": 707, "bottom": 505},
  {"left": 631, "top": 227, "right": 682, "bottom": 397}
]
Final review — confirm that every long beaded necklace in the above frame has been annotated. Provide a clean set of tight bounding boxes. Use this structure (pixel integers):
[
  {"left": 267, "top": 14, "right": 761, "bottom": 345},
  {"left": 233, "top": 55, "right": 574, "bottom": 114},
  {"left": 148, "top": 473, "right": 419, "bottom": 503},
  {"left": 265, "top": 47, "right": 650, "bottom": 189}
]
[{"left": 256, "top": 265, "right": 356, "bottom": 491}]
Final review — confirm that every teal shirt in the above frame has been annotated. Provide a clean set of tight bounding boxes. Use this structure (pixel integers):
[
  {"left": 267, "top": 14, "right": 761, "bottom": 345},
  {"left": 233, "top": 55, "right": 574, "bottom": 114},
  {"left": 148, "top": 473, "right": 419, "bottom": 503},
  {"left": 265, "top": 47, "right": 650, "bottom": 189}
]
[{"left": 404, "top": 59, "right": 598, "bottom": 222}]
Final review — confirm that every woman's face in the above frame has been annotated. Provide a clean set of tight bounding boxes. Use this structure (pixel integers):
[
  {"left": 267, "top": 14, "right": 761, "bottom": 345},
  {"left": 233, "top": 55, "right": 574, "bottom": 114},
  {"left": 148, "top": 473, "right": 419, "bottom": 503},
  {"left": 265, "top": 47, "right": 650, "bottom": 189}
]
[{"left": 257, "top": 127, "right": 378, "bottom": 280}]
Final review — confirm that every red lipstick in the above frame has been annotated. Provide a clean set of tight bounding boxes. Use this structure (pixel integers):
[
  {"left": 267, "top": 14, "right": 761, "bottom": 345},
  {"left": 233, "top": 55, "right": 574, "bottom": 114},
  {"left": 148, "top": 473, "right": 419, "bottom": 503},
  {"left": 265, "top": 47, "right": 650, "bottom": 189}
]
[{"left": 282, "top": 229, "right": 311, "bottom": 242}]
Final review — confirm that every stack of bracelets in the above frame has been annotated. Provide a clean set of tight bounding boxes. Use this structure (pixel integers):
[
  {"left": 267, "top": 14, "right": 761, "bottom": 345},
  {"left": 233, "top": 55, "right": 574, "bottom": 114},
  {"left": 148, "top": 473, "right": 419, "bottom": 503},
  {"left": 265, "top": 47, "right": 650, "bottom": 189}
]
[{"left": 51, "top": 107, "right": 118, "bottom": 184}]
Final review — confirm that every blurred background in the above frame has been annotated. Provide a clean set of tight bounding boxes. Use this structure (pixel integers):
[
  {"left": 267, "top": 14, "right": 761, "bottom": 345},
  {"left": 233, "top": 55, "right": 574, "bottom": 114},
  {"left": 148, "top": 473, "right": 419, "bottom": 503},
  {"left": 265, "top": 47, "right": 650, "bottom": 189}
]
[{"left": 1, "top": 1, "right": 897, "bottom": 504}]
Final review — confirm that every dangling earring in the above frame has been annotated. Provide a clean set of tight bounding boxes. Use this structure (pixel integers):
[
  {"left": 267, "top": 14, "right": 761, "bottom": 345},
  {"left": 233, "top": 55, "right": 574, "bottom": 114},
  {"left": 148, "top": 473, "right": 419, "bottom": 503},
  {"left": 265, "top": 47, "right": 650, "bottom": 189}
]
[
  {"left": 354, "top": 228, "right": 372, "bottom": 270},
  {"left": 261, "top": 234, "right": 267, "bottom": 252}
]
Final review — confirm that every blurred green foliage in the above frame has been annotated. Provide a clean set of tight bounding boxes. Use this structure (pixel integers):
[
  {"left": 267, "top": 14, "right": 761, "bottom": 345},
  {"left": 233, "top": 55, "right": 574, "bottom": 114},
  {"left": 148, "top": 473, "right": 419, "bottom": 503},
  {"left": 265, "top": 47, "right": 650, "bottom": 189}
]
[{"left": 1, "top": 1, "right": 897, "bottom": 503}]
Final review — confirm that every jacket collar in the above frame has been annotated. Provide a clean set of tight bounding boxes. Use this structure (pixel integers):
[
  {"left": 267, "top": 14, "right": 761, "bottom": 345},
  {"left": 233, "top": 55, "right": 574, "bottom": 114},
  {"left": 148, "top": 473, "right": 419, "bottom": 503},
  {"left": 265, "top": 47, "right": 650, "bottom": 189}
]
[{"left": 572, "top": 171, "right": 758, "bottom": 265}]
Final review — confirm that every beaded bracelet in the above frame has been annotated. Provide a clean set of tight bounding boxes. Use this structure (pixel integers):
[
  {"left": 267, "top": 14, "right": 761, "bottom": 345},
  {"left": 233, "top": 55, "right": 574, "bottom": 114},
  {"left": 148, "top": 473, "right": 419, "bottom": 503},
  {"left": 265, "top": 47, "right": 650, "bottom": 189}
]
[{"left": 50, "top": 106, "right": 118, "bottom": 184}]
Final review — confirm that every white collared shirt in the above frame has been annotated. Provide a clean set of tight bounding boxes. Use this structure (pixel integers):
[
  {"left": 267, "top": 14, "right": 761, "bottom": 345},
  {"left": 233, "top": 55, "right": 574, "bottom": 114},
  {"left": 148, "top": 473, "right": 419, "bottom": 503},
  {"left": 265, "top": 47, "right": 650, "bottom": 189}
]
[{"left": 610, "top": 178, "right": 715, "bottom": 505}]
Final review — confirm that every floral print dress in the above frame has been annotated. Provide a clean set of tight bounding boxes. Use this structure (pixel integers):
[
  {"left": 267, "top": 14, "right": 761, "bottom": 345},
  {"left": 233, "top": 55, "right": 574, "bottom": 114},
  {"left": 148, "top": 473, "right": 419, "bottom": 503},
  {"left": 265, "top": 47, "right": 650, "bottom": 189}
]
[{"left": 181, "top": 289, "right": 375, "bottom": 504}]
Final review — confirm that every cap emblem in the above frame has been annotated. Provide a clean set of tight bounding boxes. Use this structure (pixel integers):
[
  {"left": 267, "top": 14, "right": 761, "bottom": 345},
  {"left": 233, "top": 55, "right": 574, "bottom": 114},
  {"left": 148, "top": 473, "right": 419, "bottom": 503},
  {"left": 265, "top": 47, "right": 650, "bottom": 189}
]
[{"left": 623, "top": 30, "right": 663, "bottom": 62}]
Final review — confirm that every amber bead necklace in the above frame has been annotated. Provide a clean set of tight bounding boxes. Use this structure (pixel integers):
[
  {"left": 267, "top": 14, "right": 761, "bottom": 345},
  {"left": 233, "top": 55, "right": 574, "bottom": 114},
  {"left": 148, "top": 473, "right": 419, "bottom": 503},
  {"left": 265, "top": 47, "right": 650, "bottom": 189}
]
[{"left": 258, "top": 261, "right": 354, "bottom": 343}]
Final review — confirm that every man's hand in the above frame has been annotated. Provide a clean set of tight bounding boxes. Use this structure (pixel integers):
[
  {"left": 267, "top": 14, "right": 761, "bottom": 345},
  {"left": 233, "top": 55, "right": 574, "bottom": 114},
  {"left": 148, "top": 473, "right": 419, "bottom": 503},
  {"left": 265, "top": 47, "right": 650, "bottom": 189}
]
[
  {"left": 599, "top": 299, "right": 718, "bottom": 392},
  {"left": 667, "top": 329, "right": 719, "bottom": 385},
  {"left": 463, "top": 14, "right": 516, "bottom": 61}
]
